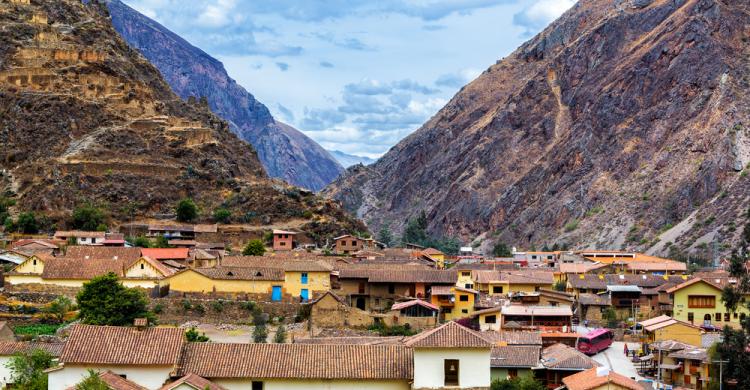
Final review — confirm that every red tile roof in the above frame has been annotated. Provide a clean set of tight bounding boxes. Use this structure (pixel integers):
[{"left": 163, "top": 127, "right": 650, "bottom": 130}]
[
  {"left": 491, "top": 345, "right": 541, "bottom": 368},
  {"left": 188, "top": 267, "right": 284, "bottom": 281},
  {"left": 404, "top": 321, "right": 492, "bottom": 348},
  {"left": 391, "top": 299, "right": 439, "bottom": 311},
  {"left": 140, "top": 248, "right": 190, "bottom": 260},
  {"left": 60, "top": 325, "right": 184, "bottom": 366},
  {"left": 64, "top": 246, "right": 142, "bottom": 263},
  {"left": 161, "top": 373, "right": 227, "bottom": 390},
  {"left": 0, "top": 341, "right": 65, "bottom": 357},
  {"left": 541, "top": 343, "right": 599, "bottom": 370},
  {"left": 176, "top": 343, "right": 413, "bottom": 379},
  {"left": 97, "top": 371, "right": 148, "bottom": 390},
  {"left": 41, "top": 257, "right": 126, "bottom": 279},
  {"left": 221, "top": 256, "right": 332, "bottom": 272},
  {"left": 562, "top": 367, "right": 641, "bottom": 390}
]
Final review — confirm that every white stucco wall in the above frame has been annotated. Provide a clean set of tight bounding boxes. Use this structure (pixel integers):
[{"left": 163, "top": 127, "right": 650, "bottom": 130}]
[
  {"left": 0, "top": 356, "right": 13, "bottom": 387},
  {"left": 413, "top": 348, "right": 491, "bottom": 389},
  {"left": 213, "top": 378, "right": 410, "bottom": 390},
  {"left": 48, "top": 364, "right": 172, "bottom": 389}
]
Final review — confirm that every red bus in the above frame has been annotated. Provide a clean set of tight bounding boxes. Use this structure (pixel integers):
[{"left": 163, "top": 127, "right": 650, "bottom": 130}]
[{"left": 577, "top": 328, "right": 613, "bottom": 355}]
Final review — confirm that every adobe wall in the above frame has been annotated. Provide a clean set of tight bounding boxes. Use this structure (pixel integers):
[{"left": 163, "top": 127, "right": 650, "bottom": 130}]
[
  {"left": 310, "top": 295, "right": 372, "bottom": 328},
  {"left": 151, "top": 296, "right": 301, "bottom": 325}
]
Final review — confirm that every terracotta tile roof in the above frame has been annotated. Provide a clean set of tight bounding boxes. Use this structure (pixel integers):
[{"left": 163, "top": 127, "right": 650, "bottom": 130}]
[
  {"left": 563, "top": 367, "right": 641, "bottom": 390},
  {"left": 293, "top": 336, "right": 405, "bottom": 345},
  {"left": 190, "top": 267, "right": 284, "bottom": 281},
  {"left": 627, "top": 261, "right": 687, "bottom": 272},
  {"left": 481, "top": 331, "right": 543, "bottom": 346},
  {"left": 368, "top": 269, "right": 457, "bottom": 284},
  {"left": 148, "top": 225, "right": 193, "bottom": 232},
  {"left": 272, "top": 229, "right": 297, "bottom": 235},
  {"left": 128, "top": 256, "right": 176, "bottom": 277},
  {"left": 404, "top": 321, "right": 492, "bottom": 348},
  {"left": 167, "top": 239, "right": 197, "bottom": 246},
  {"left": 666, "top": 277, "right": 726, "bottom": 294},
  {"left": 491, "top": 345, "right": 541, "bottom": 367},
  {"left": 391, "top": 299, "right": 439, "bottom": 311},
  {"left": 472, "top": 270, "right": 554, "bottom": 285},
  {"left": 64, "top": 246, "right": 142, "bottom": 263},
  {"left": 643, "top": 318, "right": 699, "bottom": 332},
  {"left": 141, "top": 248, "right": 190, "bottom": 260},
  {"left": 651, "top": 339, "right": 692, "bottom": 352},
  {"left": 578, "top": 293, "right": 611, "bottom": 306},
  {"left": 638, "top": 315, "right": 672, "bottom": 328},
  {"left": 0, "top": 341, "right": 65, "bottom": 357},
  {"left": 10, "top": 239, "right": 59, "bottom": 250},
  {"left": 97, "top": 371, "right": 148, "bottom": 390},
  {"left": 422, "top": 248, "right": 444, "bottom": 255},
  {"left": 559, "top": 262, "right": 609, "bottom": 273},
  {"left": 161, "top": 373, "right": 226, "bottom": 390},
  {"left": 569, "top": 274, "right": 689, "bottom": 290},
  {"left": 221, "top": 256, "right": 333, "bottom": 272},
  {"left": 42, "top": 257, "right": 125, "bottom": 279},
  {"left": 60, "top": 325, "right": 184, "bottom": 365},
  {"left": 309, "top": 291, "right": 346, "bottom": 305},
  {"left": 176, "top": 343, "right": 413, "bottom": 379},
  {"left": 541, "top": 343, "right": 599, "bottom": 370}
]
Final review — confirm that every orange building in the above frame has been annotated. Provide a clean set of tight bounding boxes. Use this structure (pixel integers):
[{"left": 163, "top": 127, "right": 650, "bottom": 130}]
[{"left": 272, "top": 230, "right": 297, "bottom": 251}]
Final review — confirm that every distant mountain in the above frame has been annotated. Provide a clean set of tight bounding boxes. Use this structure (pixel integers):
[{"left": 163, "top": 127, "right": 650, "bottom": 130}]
[
  {"left": 328, "top": 150, "right": 377, "bottom": 168},
  {"left": 324, "top": 0, "right": 750, "bottom": 258},
  {"left": 105, "top": 0, "right": 344, "bottom": 191}
]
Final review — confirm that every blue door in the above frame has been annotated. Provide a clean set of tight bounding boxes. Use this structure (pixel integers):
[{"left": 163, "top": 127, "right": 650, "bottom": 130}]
[
  {"left": 271, "top": 286, "right": 282, "bottom": 301},
  {"left": 301, "top": 289, "right": 309, "bottom": 301},
  {"left": 301, "top": 272, "right": 308, "bottom": 284}
]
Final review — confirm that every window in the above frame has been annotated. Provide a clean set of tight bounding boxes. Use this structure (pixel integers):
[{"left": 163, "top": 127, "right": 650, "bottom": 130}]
[
  {"left": 715, "top": 313, "right": 722, "bottom": 322},
  {"left": 550, "top": 302, "right": 558, "bottom": 307},
  {"left": 461, "top": 309, "right": 468, "bottom": 314},
  {"left": 252, "top": 381, "right": 264, "bottom": 390},
  {"left": 444, "top": 359, "right": 459, "bottom": 386},
  {"left": 461, "top": 272, "right": 471, "bottom": 277},
  {"left": 687, "top": 312, "right": 694, "bottom": 323},
  {"left": 459, "top": 295, "right": 469, "bottom": 302},
  {"left": 492, "top": 286, "right": 503, "bottom": 294},
  {"left": 464, "top": 283, "right": 473, "bottom": 289},
  {"left": 32, "top": 259, "right": 36, "bottom": 265},
  {"left": 301, "top": 272, "right": 308, "bottom": 284},
  {"left": 280, "top": 241, "right": 286, "bottom": 246},
  {"left": 485, "top": 315, "right": 497, "bottom": 324},
  {"left": 734, "top": 313, "right": 739, "bottom": 319},
  {"left": 351, "top": 240, "right": 357, "bottom": 246},
  {"left": 508, "top": 368, "right": 518, "bottom": 378},
  {"left": 444, "top": 308, "right": 452, "bottom": 314},
  {"left": 741, "top": 313, "right": 747, "bottom": 321},
  {"left": 688, "top": 295, "right": 716, "bottom": 308},
  {"left": 140, "top": 263, "right": 144, "bottom": 270},
  {"left": 358, "top": 282, "right": 365, "bottom": 294},
  {"left": 531, "top": 255, "right": 537, "bottom": 260},
  {"left": 388, "top": 284, "right": 395, "bottom": 294},
  {"left": 725, "top": 313, "right": 730, "bottom": 322}
]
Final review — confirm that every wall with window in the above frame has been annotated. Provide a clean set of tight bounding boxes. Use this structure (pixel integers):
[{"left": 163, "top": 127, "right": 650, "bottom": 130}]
[
  {"left": 413, "top": 348, "right": 491, "bottom": 389},
  {"left": 479, "top": 312, "right": 501, "bottom": 331},
  {"left": 213, "top": 378, "right": 409, "bottom": 390},
  {"left": 672, "top": 281, "right": 749, "bottom": 329},
  {"left": 48, "top": 364, "right": 172, "bottom": 389},
  {"left": 284, "top": 271, "right": 330, "bottom": 298}
]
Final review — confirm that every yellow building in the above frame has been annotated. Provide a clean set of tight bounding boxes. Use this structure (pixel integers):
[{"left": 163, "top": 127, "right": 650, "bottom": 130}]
[
  {"left": 165, "top": 267, "right": 283, "bottom": 295},
  {"left": 430, "top": 285, "right": 477, "bottom": 321},
  {"left": 472, "top": 270, "right": 554, "bottom": 295},
  {"left": 668, "top": 278, "right": 748, "bottom": 329},
  {"left": 658, "top": 347, "right": 711, "bottom": 389},
  {"left": 220, "top": 256, "right": 333, "bottom": 299},
  {"left": 638, "top": 315, "right": 702, "bottom": 346}
]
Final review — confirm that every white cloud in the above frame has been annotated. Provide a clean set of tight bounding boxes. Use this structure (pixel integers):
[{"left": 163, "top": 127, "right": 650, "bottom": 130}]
[{"left": 513, "top": 0, "right": 575, "bottom": 35}]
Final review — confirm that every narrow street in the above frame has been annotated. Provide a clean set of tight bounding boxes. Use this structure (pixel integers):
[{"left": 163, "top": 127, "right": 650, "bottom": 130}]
[{"left": 592, "top": 341, "right": 644, "bottom": 381}]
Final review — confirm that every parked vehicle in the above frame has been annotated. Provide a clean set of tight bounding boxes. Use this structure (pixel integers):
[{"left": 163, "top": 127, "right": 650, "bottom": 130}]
[{"left": 577, "top": 328, "right": 614, "bottom": 355}]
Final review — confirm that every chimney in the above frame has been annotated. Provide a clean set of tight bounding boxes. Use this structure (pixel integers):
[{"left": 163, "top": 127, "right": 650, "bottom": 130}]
[
  {"left": 595, "top": 367, "right": 610, "bottom": 377},
  {"left": 134, "top": 317, "right": 147, "bottom": 330}
]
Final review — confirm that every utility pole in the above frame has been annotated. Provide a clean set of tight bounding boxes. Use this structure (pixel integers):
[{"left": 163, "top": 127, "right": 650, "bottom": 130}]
[{"left": 716, "top": 359, "right": 729, "bottom": 390}]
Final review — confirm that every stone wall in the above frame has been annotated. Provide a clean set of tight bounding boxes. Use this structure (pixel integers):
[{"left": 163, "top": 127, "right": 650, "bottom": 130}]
[{"left": 151, "top": 296, "right": 302, "bottom": 325}]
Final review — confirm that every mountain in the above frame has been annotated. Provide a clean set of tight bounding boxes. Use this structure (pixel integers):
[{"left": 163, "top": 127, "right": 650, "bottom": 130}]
[
  {"left": 328, "top": 150, "right": 377, "bottom": 168},
  {"left": 105, "top": 0, "right": 344, "bottom": 191},
  {"left": 324, "top": 0, "right": 750, "bottom": 258},
  {"left": 0, "top": 0, "right": 363, "bottom": 241}
]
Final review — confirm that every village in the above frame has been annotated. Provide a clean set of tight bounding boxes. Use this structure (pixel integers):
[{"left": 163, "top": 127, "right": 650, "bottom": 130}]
[{"left": 0, "top": 224, "right": 738, "bottom": 390}]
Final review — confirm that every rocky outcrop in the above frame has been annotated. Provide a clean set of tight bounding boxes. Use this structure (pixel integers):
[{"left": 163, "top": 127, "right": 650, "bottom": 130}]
[
  {"left": 105, "top": 0, "right": 344, "bottom": 191},
  {"left": 324, "top": 0, "right": 750, "bottom": 257},
  {"left": 0, "top": 0, "right": 364, "bottom": 242}
]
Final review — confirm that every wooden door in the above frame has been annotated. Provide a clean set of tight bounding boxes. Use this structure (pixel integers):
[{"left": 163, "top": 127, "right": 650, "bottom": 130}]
[{"left": 444, "top": 359, "right": 459, "bottom": 386}]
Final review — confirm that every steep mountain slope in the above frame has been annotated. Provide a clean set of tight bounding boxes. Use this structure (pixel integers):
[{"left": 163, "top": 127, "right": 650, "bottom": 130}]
[
  {"left": 0, "top": 0, "right": 363, "bottom": 240},
  {"left": 328, "top": 151, "right": 376, "bottom": 168},
  {"left": 105, "top": 0, "right": 344, "bottom": 191},
  {"left": 325, "top": 0, "right": 750, "bottom": 257}
]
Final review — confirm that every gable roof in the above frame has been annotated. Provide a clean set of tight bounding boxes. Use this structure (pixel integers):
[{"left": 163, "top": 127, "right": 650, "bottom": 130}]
[
  {"left": 60, "top": 325, "right": 184, "bottom": 366},
  {"left": 42, "top": 257, "right": 125, "bottom": 279},
  {"left": 501, "top": 306, "right": 573, "bottom": 317},
  {"left": 481, "top": 331, "right": 543, "bottom": 346},
  {"left": 338, "top": 268, "right": 457, "bottom": 284},
  {"left": 569, "top": 274, "right": 689, "bottom": 290},
  {"left": 64, "top": 246, "right": 142, "bottom": 263},
  {"left": 491, "top": 345, "right": 541, "bottom": 368},
  {"left": 309, "top": 290, "right": 346, "bottom": 306},
  {"left": 472, "top": 270, "right": 554, "bottom": 285},
  {"left": 293, "top": 336, "right": 405, "bottom": 345},
  {"left": 643, "top": 318, "right": 700, "bottom": 332},
  {"left": 422, "top": 248, "right": 444, "bottom": 255},
  {"left": 188, "top": 267, "right": 284, "bottom": 281},
  {"left": 127, "top": 256, "right": 176, "bottom": 277},
  {"left": 160, "top": 373, "right": 227, "bottom": 390},
  {"left": 578, "top": 293, "right": 611, "bottom": 306},
  {"left": 391, "top": 299, "right": 439, "bottom": 312},
  {"left": 0, "top": 341, "right": 65, "bottom": 357},
  {"left": 403, "top": 321, "right": 491, "bottom": 348},
  {"left": 176, "top": 343, "right": 413, "bottom": 380},
  {"left": 638, "top": 315, "right": 672, "bottom": 328},
  {"left": 54, "top": 231, "right": 106, "bottom": 239},
  {"left": 93, "top": 371, "right": 148, "bottom": 390},
  {"left": 562, "top": 367, "right": 641, "bottom": 390},
  {"left": 666, "top": 277, "right": 726, "bottom": 294},
  {"left": 10, "top": 239, "right": 59, "bottom": 250},
  {"left": 221, "top": 256, "right": 333, "bottom": 272},
  {"left": 140, "top": 248, "right": 190, "bottom": 260},
  {"left": 541, "top": 343, "right": 599, "bottom": 370}
]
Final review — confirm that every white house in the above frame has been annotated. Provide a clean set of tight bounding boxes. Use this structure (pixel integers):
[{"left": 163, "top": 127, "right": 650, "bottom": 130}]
[
  {"left": 0, "top": 341, "right": 64, "bottom": 387},
  {"left": 53, "top": 231, "right": 106, "bottom": 245}
]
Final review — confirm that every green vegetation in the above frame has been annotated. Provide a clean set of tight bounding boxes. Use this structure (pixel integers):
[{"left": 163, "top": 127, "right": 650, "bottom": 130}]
[
  {"left": 401, "top": 211, "right": 461, "bottom": 255},
  {"left": 492, "top": 242, "right": 512, "bottom": 257},
  {"left": 185, "top": 327, "right": 209, "bottom": 342},
  {"left": 5, "top": 212, "right": 40, "bottom": 234},
  {"left": 273, "top": 325, "right": 287, "bottom": 343},
  {"left": 175, "top": 198, "right": 198, "bottom": 222},
  {"left": 13, "top": 324, "right": 64, "bottom": 337},
  {"left": 153, "top": 235, "right": 171, "bottom": 248},
  {"left": 253, "top": 308, "right": 268, "bottom": 343},
  {"left": 47, "top": 296, "right": 72, "bottom": 324},
  {"left": 367, "top": 322, "right": 418, "bottom": 336},
  {"left": 74, "top": 370, "right": 109, "bottom": 390},
  {"left": 242, "top": 239, "right": 266, "bottom": 256},
  {"left": 211, "top": 300, "right": 224, "bottom": 313},
  {"left": 584, "top": 205, "right": 603, "bottom": 217},
  {"left": 0, "top": 196, "right": 15, "bottom": 226},
  {"left": 377, "top": 224, "right": 394, "bottom": 247},
  {"left": 603, "top": 307, "right": 618, "bottom": 328},
  {"left": 213, "top": 207, "right": 231, "bottom": 224},
  {"left": 152, "top": 303, "right": 164, "bottom": 314},
  {"left": 491, "top": 377, "right": 545, "bottom": 390},
  {"left": 6, "top": 349, "right": 54, "bottom": 389},
  {"left": 239, "top": 301, "right": 257, "bottom": 312},
  {"left": 76, "top": 273, "right": 154, "bottom": 326},
  {"left": 71, "top": 204, "right": 107, "bottom": 231},
  {"left": 553, "top": 280, "right": 567, "bottom": 292},
  {"left": 129, "top": 235, "right": 151, "bottom": 248},
  {"left": 564, "top": 219, "right": 579, "bottom": 232}
]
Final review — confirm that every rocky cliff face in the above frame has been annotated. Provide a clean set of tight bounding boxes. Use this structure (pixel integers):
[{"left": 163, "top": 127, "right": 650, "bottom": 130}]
[
  {"left": 324, "top": 0, "right": 750, "bottom": 257},
  {"left": 105, "top": 0, "right": 344, "bottom": 191},
  {"left": 0, "top": 0, "right": 363, "bottom": 241}
]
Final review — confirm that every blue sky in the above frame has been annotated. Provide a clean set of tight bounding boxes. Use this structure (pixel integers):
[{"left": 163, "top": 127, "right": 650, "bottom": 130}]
[{"left": 123, "top": 0, "right": 575, "bottom": 158}]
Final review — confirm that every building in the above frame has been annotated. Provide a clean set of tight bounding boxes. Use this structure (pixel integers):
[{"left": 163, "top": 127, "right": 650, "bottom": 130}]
[
  {"left": 577, "top": 294, "right": 611, "bottom": 324},
  {"left": 562, "top": 367, "right": 641, "bottom": 390},
  {"left": 147, "top": 224, "right": 195, "bottom": 239},
  {"left": 668, "top": 277, "right": 748, "bottom": 329},
  {"left": 472, "top": 270, "right": 555, "bottom": 295},
  {"left": 0, "top": 341, "right": 64, "bottom": 388},
  {"left": 140, "top": 248, "right": 190, "bottom": 263},
  {"left": 333, "top": 235, "right": 363, "bottom": 254},
  {"left": 389, "top": 300, "right": 439, "bottom": 328},
  {"left": 665, "top": 347, "right": 711, "bottom": 388},
  {"left": 638, "top": 315, "right": 702, "bottom": 346},
  {"left": 430, "top": 285, "right": 478, "bottom": 321},
  {"left": 222, "top": 256, "right": 333, "bottom": 300},
  {"left": 500, "top": 305, "right": 573, "bottom": 331},
  {"left": 8, "top": 239, "right": 60, "bottom": 255},
  {"left": 165, "top": 267, "right": 285, "bottom": 295},
  {"left": 539, "top": 343, "right": 600, "bottom": 388},
  {"left": 490, "top": 345, "right": 541, "bottom": 381},
  {"left": 272, "top": 230, "right": 296, "bottom": 251},
  {"left": 53, "top": 231, "right": 106, "bottom": 245}
]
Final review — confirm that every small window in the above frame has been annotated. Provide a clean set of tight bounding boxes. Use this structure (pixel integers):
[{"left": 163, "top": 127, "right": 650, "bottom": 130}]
[
  {"left": 140, "top": 263, "right": 144, "bottom": 270},
  {"left": 461, "top": 272, "right": 471, "bottom": 277},
  {"left": 687, "top": 312, "right": 694, "bottom": 323},
  {"left": 301, "top": 272, "right": 308, "bottom": 284},
  {"left": 531, "top": 255, "right": 537, "bottom": 260},
  {"left": 734, "top": 312, "right": 739, "bottom": 319},
  {"left": 741, "top": 313, "right": 747, "bottom": 321},
  {"left": 280, "top": 241, "right": 286, "bottom": 246},
  {"left": 388, "top": 284, "right": 395, "bottom": 294},
  {"left": 492, "top": 286, "right": 503, "bottom": 294},
  {"left": 461, "top": 309, "right": 468, "bottom": 314},
  {"left": 351, "top": 240, "right": 357, "bottom": 246},
  {"left": 715, "top": 313, "right": 722, "bottom": 322},
  {"left": 459, "top": 295, "right": 469, "bottom": 302},
  {"left": 252, "top": 381, "right": 264, "bottom": 390},
  {"left": 508, "top": 368, "right": 518, "bottom": 378},
  {"left": 464, "top": 283, "right": 473, "bottom": 289},
  {"left": 444, "top": 359, "right": 459, "bottom": 386},
  {"left": 724, "top": 313, "right": 730, "bottom": 322},
  {"left": 32, "top": 259, "right": 37, "bottom": 265},
  {"left": 485, "top": 315, "right": 497, "bottom": 324}
]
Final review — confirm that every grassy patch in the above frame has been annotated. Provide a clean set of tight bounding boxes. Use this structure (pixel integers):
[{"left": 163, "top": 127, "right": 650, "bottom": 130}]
[
  {"left": 13, "top": 323, "right": 63, "bottom": 336},
  {"left": 564, "top": 219, "right": 579, "bottom": 232}
]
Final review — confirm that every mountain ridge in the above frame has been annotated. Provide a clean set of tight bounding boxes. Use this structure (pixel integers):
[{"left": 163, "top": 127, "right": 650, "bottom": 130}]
[{"left": 105, "top": 0, "right": 344, "bottom": 191}]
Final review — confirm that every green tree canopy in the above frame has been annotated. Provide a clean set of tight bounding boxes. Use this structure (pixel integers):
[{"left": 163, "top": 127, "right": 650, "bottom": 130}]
[
  {"left": 76, "top": 273, "right": 154, "bottom": 326},
  {"left": 71, "top": 204, "right": 107, "bottom": 231},
  {"left": 273, "top": 324, "right": 287, "bottom": 343},
  {"left": 75, "top": 370, "right": 109, "bottom": 390},
  {"left": 154, "top": 235, "right": 171, "bottom": 248},
  {"left": 175, "top": 198, "right": 198, "bottom": 222},
  {"left": 129, "top": 235, "right": 151, "bottom": 248},
  {"left": 6, "top": 349, "right": 54, "bottom": 389},
  {"left": 243, "top": 239, "right": 266, "bottom": 256},
  {"left": 402, "top": 211, "right": 428, "bottom": 245},
  {"left": 491, "top": 377, "right": 545, "bottom": 390},
  {"left": 213, "top": 208, "right": 231, "bottom": 224},
  {"left": 377, "top": 224, "right": 393, "bottom": 247},
  {"left": 185, "top": 327, "right": 209, "bottom": 342},
  {"left": 47, "top": 296, "right": 72, "bottom": 324},
  {"left": 15, "top": 212, "right": 39, "bottom": 234},
  {"left": 493, "top": 242, "right": 512, "bottom": 257}
]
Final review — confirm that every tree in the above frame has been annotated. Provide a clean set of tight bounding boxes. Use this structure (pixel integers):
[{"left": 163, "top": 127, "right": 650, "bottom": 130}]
[
  {"left": 492, "top": 242, "right": 512, "bottom": 257},
  {"left": 402, "top": 211, "right": 428, "bottom": 245},
  {"left": 377, "top": 224, "right": 394, "bottom": 247},
  {"left": 154, "top": 235, "right": 171, "bottom": 248},
  {"left": 243, "top": 239, "right": 266, "bottom": 256},
  {"left": 16, "top": 212, "right": 39, "bottom": 234},
  {"left": 553, "top": 280, "right": 567, "bottom": 292},
  {"left": 252, "top": 308, "right": 267, "bottom": 343},
  {"left": 213, "top": 207, "right": 231, "bottom": 224},
  {"left": 75, "top": 370, "right": 109, "bottom": 390},
  {"left": 175, "top": 198, "right": 198, "bottom": 222},
  {"left": 717, "top": 206, "right": 750, "bottom": 389},
  {"left": 185, "top": 327, "right": 209, "bottom": 342},
  {"left": 47, "top": 296, "right": 72, "bottom": 323},
  {"left": 273, "top": 324, "right": 287, "bottom": 343},
  {"left": 6, "top": 349, "right": 54, "bottom": 389},
  {"left": 76, "top": 273, "right": 153, "bottom": 326},
  {"left": 129, "top": 235, "right": 151, "bottom": 248},
  {"left": 491, "top": 377, "right": 545, "bottom": 390},
  {"left": 71, "top": 204, "right": 106, "bottom": 231}
]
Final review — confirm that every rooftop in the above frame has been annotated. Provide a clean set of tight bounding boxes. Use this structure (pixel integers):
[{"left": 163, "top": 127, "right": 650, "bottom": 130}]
[
  {"left": 563, "top": 367, "right": 641, "bottom": 390},
  {"left": 491, "top": 345, "right": 541, "bottom": 368},
  {"left": 501, "top": 306, "right": 573, "bottom": 317},
  {"left": 189, "top": 267, "right": 285, "bottom": 281},
  {"left": 541, "top": 343, "right": 599, "bottom": 370},
  {"left": 60, "top": 325, "right": 184, "bottom": 366},
  {"left": 404, "top": 321, "right": 491, "bottom": 348},
  {"left": 140, "top": 248, "right": 190, "bottom": 260}
]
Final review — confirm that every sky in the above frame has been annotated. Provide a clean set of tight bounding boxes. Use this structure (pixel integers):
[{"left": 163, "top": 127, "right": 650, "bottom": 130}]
[{"left": 123, "top": 0, "right": 575, "bottom": 159}]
